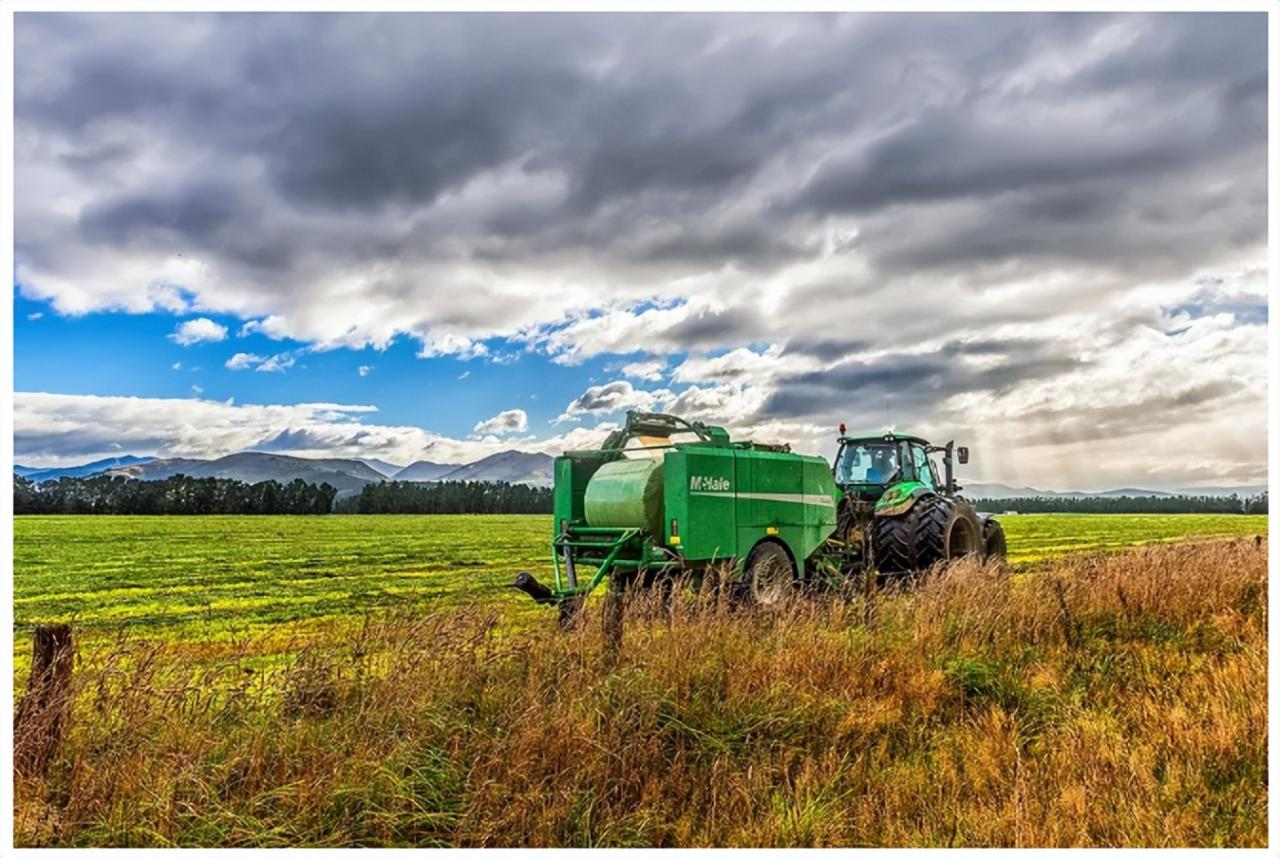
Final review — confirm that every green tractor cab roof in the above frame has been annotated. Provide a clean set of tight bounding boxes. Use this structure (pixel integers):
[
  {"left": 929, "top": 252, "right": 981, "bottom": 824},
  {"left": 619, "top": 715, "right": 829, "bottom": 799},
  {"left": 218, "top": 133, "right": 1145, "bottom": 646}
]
[{"left": 838, "top": 431, "right": 931, "bottom": 446}]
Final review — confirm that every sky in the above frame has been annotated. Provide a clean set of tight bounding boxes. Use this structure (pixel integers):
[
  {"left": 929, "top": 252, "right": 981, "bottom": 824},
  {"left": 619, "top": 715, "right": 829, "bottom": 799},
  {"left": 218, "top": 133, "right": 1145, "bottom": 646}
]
[{"left": 12, "top": 11, "right": 1269, "bottom": 490}]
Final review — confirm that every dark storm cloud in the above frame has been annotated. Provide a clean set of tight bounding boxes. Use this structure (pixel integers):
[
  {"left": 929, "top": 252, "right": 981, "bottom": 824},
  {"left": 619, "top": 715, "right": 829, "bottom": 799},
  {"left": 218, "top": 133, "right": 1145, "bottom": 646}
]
[
  {"left": 78, "top": 182, "right": 298, "bottom": 272},
  {"left": 664, "top": 306, "right": 767, "bottom": 350},
  {"left": 79, "top": 182, "right": 240, "bottom": 245},
  {"left": 789, "top": 14, "right": 1265, "bottom": 213},
  {"left": 861, "top": 161, "right": 1266, "bottom": 279},
  {"left": 1008, "top": 379, "right": 1247, "bottom": 447},
  {"left": 784, "top": 338, "right": 873, "bottom": 363},
  {"left": 565, "top": 381, "right": 644, "bottom": 414},
  {"left": 762, "top": 339, "right": 1082, "bottom": 422},
  {"left": 18, "top": 12, "right": 1265, "bottom": 287}
]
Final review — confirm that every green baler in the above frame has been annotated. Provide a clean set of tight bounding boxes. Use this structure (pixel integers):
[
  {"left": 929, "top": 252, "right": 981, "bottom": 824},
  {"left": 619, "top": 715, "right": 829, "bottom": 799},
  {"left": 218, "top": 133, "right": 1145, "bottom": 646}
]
[{"left": 512, "top": 411, "right": 841, "bottom": 611}]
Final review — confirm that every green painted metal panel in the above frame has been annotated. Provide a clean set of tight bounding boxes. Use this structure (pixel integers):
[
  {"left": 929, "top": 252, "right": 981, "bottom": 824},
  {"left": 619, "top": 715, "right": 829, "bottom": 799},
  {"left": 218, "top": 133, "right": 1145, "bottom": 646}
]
[
  {"left": 665, "top": 446, "right": 738, "bottom": 561},
  {"left": 800, "top": 456, "right": 841, "bottom": 560},
  {"left": 584, "top": 457, "right": 664, "bottom": 533},
  {"left": 728, "top": 450, "right": 839, "bottom": 576},
  {"left": 553, "top": 452, "right": 610, "bottom": 534},
  {"left": 552, "top": 457, "right": 575, "bottom": 535},
  {"left": 662, "top": 450, "right": 689, "bottom": 548},
  {"left": 737, "top": 450, "right": 806, "bottom": 528}
]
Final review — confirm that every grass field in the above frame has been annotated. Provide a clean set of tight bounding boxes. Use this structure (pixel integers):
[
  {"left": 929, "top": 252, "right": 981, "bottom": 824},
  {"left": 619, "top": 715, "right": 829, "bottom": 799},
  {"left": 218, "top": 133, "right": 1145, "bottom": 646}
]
[
  {"left": 14, "top": 537, "right": 1268, "bottom": 846},
  {"left": 13, "top": 513, "right": 1268, "bottom": 646}
]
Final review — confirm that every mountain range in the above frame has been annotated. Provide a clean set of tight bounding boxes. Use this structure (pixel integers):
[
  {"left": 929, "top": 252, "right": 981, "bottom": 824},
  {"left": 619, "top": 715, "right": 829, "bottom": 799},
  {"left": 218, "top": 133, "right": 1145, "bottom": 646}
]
[
  {"left": 105, "top": 453, "right": 390, "bottom": 496},
  {"left": 15, "top": 454, "right": 157, "bottom": 483},
  {"left": 963, "top": 482, "right": 1266, "bottom": 500},
  {"left": 15, "top": 449, "right": 557, "bottom": 494},
  {"left": 14, "top": 453, "right": 1263, "bottom": 500}
]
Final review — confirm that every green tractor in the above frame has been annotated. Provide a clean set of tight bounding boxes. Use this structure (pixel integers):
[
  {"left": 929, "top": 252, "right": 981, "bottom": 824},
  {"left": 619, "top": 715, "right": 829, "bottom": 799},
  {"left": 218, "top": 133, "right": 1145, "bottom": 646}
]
[
  {"left": 511, "top": 411, "right": 1003, "bottom": 617},
  {"left": 829, "top": 426, "right": 1005, "bottom": 578}
]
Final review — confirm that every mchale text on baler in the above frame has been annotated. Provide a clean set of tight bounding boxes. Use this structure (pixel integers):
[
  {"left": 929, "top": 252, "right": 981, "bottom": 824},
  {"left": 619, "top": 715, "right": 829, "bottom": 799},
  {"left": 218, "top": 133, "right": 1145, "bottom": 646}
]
[{"left": 511, "top": 411, "right": 1005, "bottom": 622}]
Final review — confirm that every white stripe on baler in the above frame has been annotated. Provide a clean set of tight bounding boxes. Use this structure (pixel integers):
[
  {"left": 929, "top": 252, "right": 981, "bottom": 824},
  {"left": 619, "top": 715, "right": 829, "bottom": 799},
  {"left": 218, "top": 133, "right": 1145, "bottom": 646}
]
[{"left": 689, "top": 490, "right": 835, "bottom": 508}]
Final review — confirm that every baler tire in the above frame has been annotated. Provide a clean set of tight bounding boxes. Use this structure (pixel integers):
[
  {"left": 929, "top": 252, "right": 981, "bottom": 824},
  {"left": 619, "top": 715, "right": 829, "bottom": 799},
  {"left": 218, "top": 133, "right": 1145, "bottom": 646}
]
[
  {"left": 745, "top": 541, "right": 796, "bottom": 607},
  {"left": 983, "top": 519, "right": 1008, "bottom": 561}
]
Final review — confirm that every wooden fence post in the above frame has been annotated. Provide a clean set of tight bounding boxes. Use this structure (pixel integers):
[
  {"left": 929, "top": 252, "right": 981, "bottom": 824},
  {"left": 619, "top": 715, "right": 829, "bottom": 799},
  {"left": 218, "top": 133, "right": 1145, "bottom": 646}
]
[
  {"left": 14, "top": 624, "right": 74, "bottom": 779},
  {"left": 1050, "top": 580, "right": 1079, "bottom": 648},
  {"left": 602, "top": 581, "right": 626, "bottom": 667}
]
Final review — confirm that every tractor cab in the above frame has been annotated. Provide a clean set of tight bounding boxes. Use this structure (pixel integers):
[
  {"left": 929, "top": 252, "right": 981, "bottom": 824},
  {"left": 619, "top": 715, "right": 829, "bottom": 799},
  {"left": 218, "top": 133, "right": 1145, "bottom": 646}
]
[{"left": 832, "top": 428, "right": 968, "bottom": 504}]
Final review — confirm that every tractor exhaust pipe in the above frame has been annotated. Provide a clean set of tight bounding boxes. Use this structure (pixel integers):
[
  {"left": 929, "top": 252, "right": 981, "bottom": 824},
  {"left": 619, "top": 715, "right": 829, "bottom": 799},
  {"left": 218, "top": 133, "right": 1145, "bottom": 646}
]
[{"left": 510, "top": 571, "right": 557, "bottom": 604}]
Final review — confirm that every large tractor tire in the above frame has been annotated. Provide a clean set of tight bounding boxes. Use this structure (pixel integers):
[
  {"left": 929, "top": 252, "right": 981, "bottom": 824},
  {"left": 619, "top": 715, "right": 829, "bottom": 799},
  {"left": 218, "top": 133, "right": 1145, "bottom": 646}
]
[
  {"left": 745, "top": 540, "right": 796, "bottom": 606},
  {"left": 982, "top": 518, "right": 1008, "bottom": 561},
  {"left": 871, "top": 494, "right": 984, "bottom": 575}
]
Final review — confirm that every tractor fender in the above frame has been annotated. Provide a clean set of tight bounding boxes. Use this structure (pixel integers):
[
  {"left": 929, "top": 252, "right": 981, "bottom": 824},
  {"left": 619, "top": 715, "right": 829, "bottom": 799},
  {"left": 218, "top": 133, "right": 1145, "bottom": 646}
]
[{"left": 874, "top": 481, "right": 934, "bottom": 517}]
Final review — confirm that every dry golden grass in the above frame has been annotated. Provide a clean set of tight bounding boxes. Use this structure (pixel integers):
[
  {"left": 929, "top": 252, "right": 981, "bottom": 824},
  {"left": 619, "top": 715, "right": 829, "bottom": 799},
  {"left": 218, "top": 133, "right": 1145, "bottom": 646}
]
[{"left": 14, "top": 539, "right": 1267, "bottom": 846}]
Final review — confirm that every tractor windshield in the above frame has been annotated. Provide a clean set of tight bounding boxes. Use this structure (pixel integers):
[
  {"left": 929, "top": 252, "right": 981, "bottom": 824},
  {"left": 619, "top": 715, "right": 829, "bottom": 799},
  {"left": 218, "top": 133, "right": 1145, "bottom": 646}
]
[
  {"left": 912, "top": 444, "right": 939, "bottom": 490},
  {"left": 835, "top": 442, "right": 901, "bottom": 486}
]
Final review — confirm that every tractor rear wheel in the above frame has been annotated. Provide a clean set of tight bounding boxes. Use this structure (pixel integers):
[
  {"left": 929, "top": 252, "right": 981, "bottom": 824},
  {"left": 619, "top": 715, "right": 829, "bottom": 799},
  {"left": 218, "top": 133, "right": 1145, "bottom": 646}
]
[
  {"left": 870, "top": 514, "right": 913, "bottom": 574},
  {"left": 745, "top": 541, "right": 795, "bottom": 606},
  {"left": 983, "top": 518, "right": 1007, "bottom": 560},
  {"left": 872, "top": 494, "right": 983, "bottom": 575}
]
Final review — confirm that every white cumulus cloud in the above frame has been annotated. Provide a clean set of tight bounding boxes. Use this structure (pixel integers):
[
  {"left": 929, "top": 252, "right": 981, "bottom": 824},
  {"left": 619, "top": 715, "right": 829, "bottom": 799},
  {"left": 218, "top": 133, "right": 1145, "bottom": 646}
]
[
  {"left": 225, "top": 352, "right": 263, "bottom": 370},
  {"left": 169, "top": 318, "right": 228, "bottom": 346},
  {"left": 256, "top": 353, "right": 296, "bottom": 373},
  {"left": 225, "top": 351, "right": 297, "bottom": 372},
  {"left": 619, "top": 358, "right": 667, "bottom": 382}
]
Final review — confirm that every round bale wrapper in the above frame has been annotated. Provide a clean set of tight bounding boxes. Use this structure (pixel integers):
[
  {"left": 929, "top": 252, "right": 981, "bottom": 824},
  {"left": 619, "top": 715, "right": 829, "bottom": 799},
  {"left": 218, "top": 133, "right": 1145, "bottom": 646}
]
[{"left": 583, "top": 458, "right": 665, "bottom": 534}]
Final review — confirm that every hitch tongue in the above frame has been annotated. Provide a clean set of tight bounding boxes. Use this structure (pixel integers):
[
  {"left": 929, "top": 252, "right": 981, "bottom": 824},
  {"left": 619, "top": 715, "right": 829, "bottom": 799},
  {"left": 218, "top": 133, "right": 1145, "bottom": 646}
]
[{"left": 511, "top": 571, "right": 556, "bottom": 604}]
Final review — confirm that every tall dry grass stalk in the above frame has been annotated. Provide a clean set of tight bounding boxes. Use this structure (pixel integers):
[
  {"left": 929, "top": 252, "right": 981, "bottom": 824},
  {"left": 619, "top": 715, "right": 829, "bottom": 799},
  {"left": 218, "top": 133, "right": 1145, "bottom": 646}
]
[{"left": 13, "top": 539, "right": 1267, "bottom": 846}]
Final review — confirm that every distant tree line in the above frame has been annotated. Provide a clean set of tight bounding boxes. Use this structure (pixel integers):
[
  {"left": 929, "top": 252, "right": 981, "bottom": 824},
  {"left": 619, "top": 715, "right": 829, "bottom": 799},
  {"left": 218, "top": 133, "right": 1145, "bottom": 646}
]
[
  {"left": 16, "top": 472, "right": 1262, "bottom": 517},
  {"left": 14, "top": 474, "right": 337, "bottom": 515},
  {"left": 335, "top": 479, "right": 552, "bottom": 514},
  {"left": 973, "top": 493, "right": 1267, "bottom": 515},
  {"left": 14, "top": 473, "right": 552, "bottom": 515}
]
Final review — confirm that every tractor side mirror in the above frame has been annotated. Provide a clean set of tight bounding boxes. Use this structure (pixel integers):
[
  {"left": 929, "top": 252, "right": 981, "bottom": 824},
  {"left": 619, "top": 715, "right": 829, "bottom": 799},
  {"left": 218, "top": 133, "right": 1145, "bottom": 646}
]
[{"left": 956, "top": 446, "right": 969, "bottom": 465}]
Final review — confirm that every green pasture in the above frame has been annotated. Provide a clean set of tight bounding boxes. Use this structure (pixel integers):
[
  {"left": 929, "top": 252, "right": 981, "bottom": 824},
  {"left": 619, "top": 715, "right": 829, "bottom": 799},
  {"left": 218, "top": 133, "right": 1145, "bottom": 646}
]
[{"left": 13, "top": 513, "right": 1267, "bottom": 643}]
